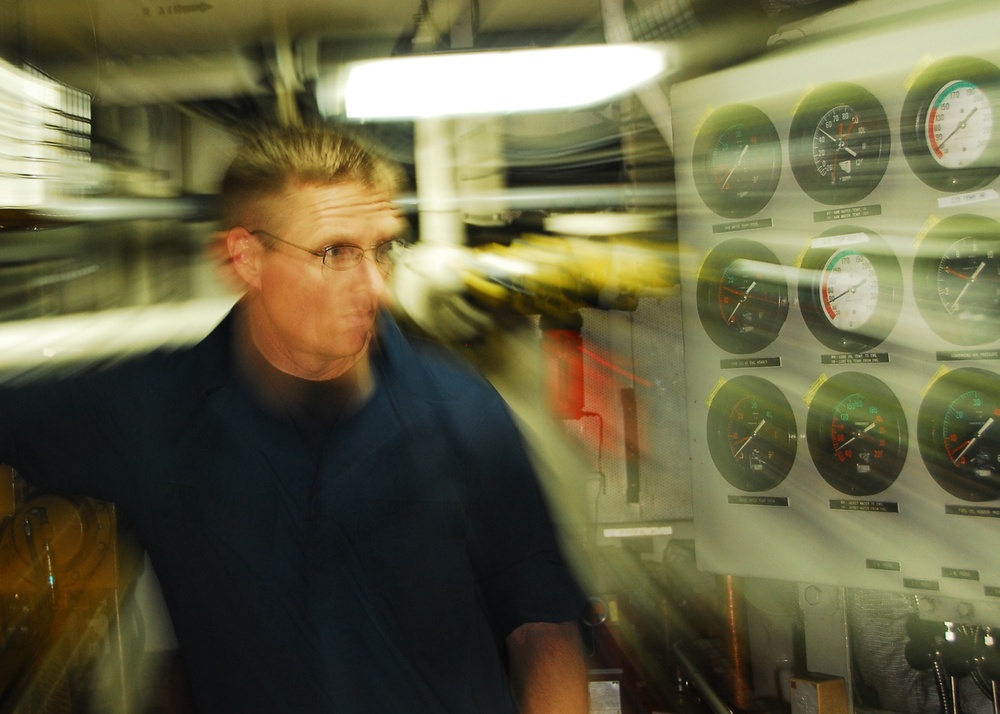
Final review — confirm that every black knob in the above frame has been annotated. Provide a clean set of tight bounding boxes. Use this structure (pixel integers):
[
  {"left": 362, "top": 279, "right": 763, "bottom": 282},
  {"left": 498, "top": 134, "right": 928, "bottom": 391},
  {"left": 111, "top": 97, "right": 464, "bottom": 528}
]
[{"left": 905, "top": 637, "right": 938, "bottom": 671}]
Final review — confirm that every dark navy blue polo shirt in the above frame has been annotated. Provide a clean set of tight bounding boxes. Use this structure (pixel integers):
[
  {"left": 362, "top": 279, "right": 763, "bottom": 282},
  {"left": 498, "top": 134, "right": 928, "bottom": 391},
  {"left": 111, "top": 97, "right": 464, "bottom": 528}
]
[{"left": 0, "top": 308, "right": 585, "bottom": 713}]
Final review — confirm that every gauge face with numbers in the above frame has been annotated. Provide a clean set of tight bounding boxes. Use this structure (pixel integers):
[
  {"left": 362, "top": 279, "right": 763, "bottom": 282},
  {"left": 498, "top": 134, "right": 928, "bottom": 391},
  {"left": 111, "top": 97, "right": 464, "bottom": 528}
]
[
  {"left": 798, "top": 227, "right": 903, "bottom": 352},
  {"left": 807, "top": 372, "right": 908, "bottom": 496},
  {"left": 901, "top": 57, "right": 1000, "bottom": 192},
  {"left": 926, "top": 80, "right": 992, "bottom": 170},
  {"left": 913, "top": 214, "right": 1000, "bottom": 345},
  {"left": 696, "top": 238, "right": 789, "bottom": 354},
  {"left": 707, "top": 375, "right": 797, "bottom": 492},
  {"left": 692, "top": 104, "right": 783, "bottom": 219},
  {"left": 918, "top": 368, "right": 1000, "bottom": 502},
  {"left": 789, "top": 83, "right": 891, "bottom": 205},
  {"left": 819, "top": 248, "right": 881, "bottom": 331}
]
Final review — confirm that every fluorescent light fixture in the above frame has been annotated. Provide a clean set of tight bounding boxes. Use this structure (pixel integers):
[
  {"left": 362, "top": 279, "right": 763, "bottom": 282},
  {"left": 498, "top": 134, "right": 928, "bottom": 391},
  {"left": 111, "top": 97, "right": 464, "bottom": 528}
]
[{"left": 317, "top": 43, "right": 668, "bottom": 120}]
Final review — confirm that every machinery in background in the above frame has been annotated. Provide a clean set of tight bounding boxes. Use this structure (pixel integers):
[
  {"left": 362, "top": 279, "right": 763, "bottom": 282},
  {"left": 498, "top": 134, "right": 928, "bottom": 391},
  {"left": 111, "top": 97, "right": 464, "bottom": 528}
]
[
  {"left": 0, "top": 464, "right": 143, "bottom": 713},
  {"left": 390, "top": 225, "right": 677, "bottom": 419}
]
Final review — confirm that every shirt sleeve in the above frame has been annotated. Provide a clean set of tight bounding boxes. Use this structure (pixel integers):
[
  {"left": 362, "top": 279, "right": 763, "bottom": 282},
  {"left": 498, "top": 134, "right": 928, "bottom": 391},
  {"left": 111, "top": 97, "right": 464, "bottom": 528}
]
[
  {"left": 454, "top": 387, "right": 587, "bottom": 639},
  {"left": 0, "top": 362, "right": 146, "bottom": 504}
]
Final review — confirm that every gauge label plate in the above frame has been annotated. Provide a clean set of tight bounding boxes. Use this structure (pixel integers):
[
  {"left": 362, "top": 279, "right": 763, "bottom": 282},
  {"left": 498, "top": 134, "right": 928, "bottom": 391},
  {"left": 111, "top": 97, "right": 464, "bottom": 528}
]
[
  {"left": 938, "top": 189, "right": 999, "bottom": 209},
  {"left": 712, "top": 218, "right": 774, "bottom": 234},
  {"left": 720, "top": 357, "right": 782, "bottom": 369},
  {"left": 814, "top": 205, "right": 882, "bottom": 223},
  {"left": 866, "top": 559, "right": 901, "bottom": 572},
  {"left": 942, "top": 568, "right": 980, "bottom": 581},
  {"left": 937, "top": 350, "right": 1000, "bottom": 361},
  {"left": 829, "top": 499, "right": 899, "bottom": 512},
  {"left": 821, "top": 352, "right": 890, "bottom": 365},
  {"left": 944, "top": 504, "right": 1000, "bottom": 518},
  {"left": 727, "top": 495, "right": 789, "bottom": 507}
]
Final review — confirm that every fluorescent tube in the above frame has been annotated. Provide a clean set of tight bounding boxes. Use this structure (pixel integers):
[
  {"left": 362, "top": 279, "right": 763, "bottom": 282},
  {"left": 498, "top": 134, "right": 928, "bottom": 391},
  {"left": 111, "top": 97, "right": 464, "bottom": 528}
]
[{"left": 319, "top": 43, "right": 668, "bottom": 120}]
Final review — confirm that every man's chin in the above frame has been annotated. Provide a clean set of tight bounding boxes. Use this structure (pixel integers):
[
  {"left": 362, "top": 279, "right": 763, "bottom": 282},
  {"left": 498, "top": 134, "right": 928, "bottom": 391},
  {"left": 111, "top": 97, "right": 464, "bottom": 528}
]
[{"left": 336, "top": 327, "right": 375, "bottom": 357}]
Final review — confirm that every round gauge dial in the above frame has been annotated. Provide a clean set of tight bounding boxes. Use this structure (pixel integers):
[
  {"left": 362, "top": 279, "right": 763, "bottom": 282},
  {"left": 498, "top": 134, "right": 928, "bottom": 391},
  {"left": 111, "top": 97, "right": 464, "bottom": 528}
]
[
  {"left": 692, "top": 104, "right": 782, "bottom": 219},
  {"left": 901, "top": 57, "right": 1000, "bottom": 193},
  {"left": 707, "top": 375, "right": 797, "bottom": 492},
  {"left": 789, "top": 83, "right": 891, "bottom": 205},
  {"left": 697, "top": 238, "right": 789, "bottom": 353},
  {"left": 8, "top": 495, "right": 111, "bottom": 586},
  {"left": 799, "top": 226, "right": 903, "bottom": 352},
  {"left": 807, "top": 372, "right": 908, "bottom": 496},
  {"left": 918, "top": 368, "right": 1000, "bottom": 502},
  {"left": 914, "top": 214, "right": 1000, "bottom": 345}
]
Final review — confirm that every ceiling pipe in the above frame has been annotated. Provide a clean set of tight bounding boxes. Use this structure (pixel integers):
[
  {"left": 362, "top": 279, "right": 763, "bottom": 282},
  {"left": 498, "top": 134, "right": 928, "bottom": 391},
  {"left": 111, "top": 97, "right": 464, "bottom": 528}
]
[{"left": 48, "top": 52, "right": 267, "bottom": 106}]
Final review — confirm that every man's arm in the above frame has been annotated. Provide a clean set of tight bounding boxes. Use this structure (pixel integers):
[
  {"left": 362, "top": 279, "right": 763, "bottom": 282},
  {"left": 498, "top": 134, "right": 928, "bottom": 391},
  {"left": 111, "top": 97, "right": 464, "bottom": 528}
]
[{"left": 506, "top": 620, "right": 589, "bottom": 713}]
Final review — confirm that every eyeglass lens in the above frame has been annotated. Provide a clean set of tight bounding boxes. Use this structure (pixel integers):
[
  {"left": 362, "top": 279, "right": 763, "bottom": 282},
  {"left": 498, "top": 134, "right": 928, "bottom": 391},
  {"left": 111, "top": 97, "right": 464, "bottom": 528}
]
[{"left": 323, "top": 241, "right": 402, "bottom": 270}]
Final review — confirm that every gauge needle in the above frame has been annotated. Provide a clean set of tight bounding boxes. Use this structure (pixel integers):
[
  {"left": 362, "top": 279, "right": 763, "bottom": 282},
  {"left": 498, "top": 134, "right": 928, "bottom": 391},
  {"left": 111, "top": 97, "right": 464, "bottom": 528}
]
[
  {"left": 830, "top": 117, "right": 860, "bottom": 184},
  {"left": 726, "top": 280, "right": 757, "bottom": 322},
  {"left": 733, "top": 419, "right": 766, "bottom": 458},
  {"left": 949, "top": 261, "right": 985, "bottom": 312},
  {"left": 938, "top": 106, "right": 979, "bottom": 151},
  {"left": 721, "top": 144, "right": 750, "bottom": 190},
  {"left": 818, "top": 126, "right": 858, "bottom": 158},
  {"left": 952, "top": 416, "right": 995, "bottom": 462},
  {"left": 835, "top": 421, "right": 877, "bottom": 452},
  {"left": 828, "top": 276, "right": 868, "bottom": 305}
]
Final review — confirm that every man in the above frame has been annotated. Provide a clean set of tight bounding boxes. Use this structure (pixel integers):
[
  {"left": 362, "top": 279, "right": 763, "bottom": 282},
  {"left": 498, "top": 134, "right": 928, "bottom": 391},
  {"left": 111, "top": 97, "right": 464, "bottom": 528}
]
[{"left": 0, "top": 125, "right": 588, "bottom": 712}]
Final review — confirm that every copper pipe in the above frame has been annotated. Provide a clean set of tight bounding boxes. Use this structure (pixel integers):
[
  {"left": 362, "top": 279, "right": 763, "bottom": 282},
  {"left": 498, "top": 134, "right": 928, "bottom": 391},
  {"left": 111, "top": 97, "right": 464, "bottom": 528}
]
[{"left": 721, "top": 575, "right": 754, "bottom": 710}]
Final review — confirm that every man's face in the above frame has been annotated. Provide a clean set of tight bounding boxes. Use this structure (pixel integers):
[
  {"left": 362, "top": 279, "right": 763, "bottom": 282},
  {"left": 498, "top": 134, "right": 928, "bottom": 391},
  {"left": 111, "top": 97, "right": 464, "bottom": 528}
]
[{"left": 243, "top": 181, "right": 404, "bottom": 377}]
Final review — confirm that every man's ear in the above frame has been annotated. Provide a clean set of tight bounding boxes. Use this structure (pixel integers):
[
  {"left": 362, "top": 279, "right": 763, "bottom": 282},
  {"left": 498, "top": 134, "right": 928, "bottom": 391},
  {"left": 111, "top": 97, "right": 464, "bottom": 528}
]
[{"left": 226, "top": 227, "right": 263, "bottom": 290}]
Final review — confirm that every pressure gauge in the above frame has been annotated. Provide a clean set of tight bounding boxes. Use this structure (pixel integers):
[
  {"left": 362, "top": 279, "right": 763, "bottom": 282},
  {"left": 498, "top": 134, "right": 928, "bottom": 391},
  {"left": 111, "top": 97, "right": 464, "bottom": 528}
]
[
  {"left": 707, "top": 375, "right": 797, "bottom": 492},
  {"left": 696, "top": 238, "right": 789, "bottom": 354},
  {"left": 918, "top": 368, "right": 1000, "bottom": 502},
  {"left": 901, "top": 57, "right": 1000, "bottom": 193},
  {"left": 807, "top": 372, "right": 908, "bottom": 496},
  {"left": 6, "top": 495, "right": 112, "bottom": 589},
  {"left": 798, "top": 226, "right": 903, "bottom": 352},
  {"left": 789, "top": 83, "right": 891, "bottom": 205},
  {"left": 913, "top": 214, "right": 1000, "bottom": 345},
  {"left": 692, "top": 104, "right": 782, "bottom": 219}
]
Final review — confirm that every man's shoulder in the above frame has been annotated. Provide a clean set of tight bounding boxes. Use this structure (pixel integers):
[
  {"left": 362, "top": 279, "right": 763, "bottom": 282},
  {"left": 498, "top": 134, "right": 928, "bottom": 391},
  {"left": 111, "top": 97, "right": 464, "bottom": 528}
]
[
  {"left": 16, "top": 312, "right": 229, "bottom": 398},
  {"left": 390, "top": 327, "right": 498, "bottom": 401}
]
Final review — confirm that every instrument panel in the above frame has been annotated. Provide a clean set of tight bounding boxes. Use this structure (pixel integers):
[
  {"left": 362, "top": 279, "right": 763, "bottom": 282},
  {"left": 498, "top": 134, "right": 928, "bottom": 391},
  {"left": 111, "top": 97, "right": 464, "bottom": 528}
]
[{"left": 674, "top": 0, "right": 1000, "bottom": 613}]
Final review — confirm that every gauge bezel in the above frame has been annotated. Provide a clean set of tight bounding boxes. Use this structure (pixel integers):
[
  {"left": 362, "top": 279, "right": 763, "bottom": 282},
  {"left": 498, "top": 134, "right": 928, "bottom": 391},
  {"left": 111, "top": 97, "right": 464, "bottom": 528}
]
[
  {"left": 918, "top": 367, "right": 1000, "bottom": 502},
  {"left": 798, "top": 226, "right": 903, "bottom": 352},
  {"left": 789, "top": 82, "right": 891, "bottom": 205},
  {"left": 806, "top": 372, "right": 908, "bottom": 497},
  {"left": 696, "top": 238, "right": 789, "bottom": 354},
  {"left": 692, "top": 104, "right": 783, "bottom": 219},
  {"left": 707, "top": 375, "right": 798, "bottom": 492},
  {"left": 900, "top": 56, "right": 1000, "bottom": 193},
  {"left": 913, "top": 213, "right": 1000, "bottom": 345}
]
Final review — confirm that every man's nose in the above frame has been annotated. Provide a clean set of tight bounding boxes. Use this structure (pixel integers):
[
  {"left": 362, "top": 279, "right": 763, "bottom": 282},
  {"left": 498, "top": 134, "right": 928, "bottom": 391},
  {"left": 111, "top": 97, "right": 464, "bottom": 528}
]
[{"left": 357, "top": 253, "right": 389, "bottom": 292}]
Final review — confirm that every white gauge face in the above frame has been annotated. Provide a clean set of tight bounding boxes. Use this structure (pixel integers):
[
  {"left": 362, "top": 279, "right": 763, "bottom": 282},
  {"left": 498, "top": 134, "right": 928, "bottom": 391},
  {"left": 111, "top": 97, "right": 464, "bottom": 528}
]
[
  {"left": 820, "top": 249, "right": 879, "bottom": 330},
  {"left": 925, "top": 80, "right": 993, "bottom": 169}
]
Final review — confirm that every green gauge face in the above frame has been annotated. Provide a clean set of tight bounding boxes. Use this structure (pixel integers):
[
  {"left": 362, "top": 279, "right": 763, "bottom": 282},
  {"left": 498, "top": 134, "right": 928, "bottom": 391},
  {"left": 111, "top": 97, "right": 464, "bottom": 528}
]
[
  {"left": 790, "top": 83, "right": 891, "bottom": 205},
  {"left": 799, "top": 227, "right": 903, "bottom": 352},
  {"left": 696, "top": 238, "right": 789, "bottom": 354},
  {"left": 914, "top": 214, "right": 1000, "bottom": 345},
  {"left": 693, "top": 104, "right": 782, "bottom": 219},
  {"left": 707, "top": 375, "right": 797, "bottom": 492},
  {"left": 807, "top": 372, "right": 908, "bottom": 496},
  {"left": 918, "top": 368, "right": 1000, "bottom": 502},
  {"left": 902, "top": 57, "right": 1000, "bottom": 192}
]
